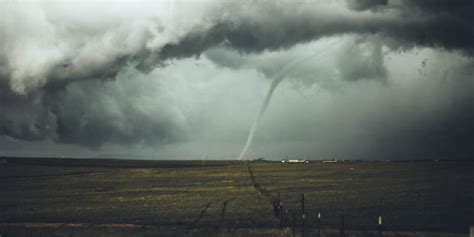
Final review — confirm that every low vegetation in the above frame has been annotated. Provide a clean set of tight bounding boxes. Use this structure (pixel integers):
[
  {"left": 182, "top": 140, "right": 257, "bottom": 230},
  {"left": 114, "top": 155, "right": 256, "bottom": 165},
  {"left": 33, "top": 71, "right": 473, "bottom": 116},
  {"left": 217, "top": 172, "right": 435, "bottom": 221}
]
[{"left": 0, "top": 158, "right": 472, "bottom": 236}]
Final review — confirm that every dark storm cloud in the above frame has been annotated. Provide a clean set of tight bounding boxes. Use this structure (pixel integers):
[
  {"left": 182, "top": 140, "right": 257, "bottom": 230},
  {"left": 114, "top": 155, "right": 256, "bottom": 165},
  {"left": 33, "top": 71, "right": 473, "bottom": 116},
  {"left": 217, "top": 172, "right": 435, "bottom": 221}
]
[
  {"left": 161, "top": 0, "right": 474, "bottom": 60},
  {"left": 0, "top": 72, "right": 187, "bottom": 148},
  {"left": 345, "top": 0, "right": 388, "bottom": 11},
  {"left": 0, "top": 0, "right": 473, "bottom": 153},
  {"left": 365, "top": 62, "right": 474, "bottom": 159},
  {"left": 0, "top": 80, "right": 57, "bottom": 141},
  {"left": 2, "top": 0, "right": 473, "bottom": 94},
  {"left": 52, "top": 79, "right": 186, "bottom": 148},
  {"left": 204, "top": 36, "right": 387, "bottom": 84},
  {"left": 402, "top": 0, "right": 473, "bottom": 13}
]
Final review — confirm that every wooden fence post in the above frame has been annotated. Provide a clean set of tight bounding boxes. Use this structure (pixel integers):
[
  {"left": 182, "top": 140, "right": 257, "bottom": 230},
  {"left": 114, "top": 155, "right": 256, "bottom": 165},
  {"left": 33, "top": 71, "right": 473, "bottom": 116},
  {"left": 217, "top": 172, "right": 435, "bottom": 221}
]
[
  {"left": 302, "top": 213, "right": 306, "bottom": 237},
  {"left": 378, "top": 215, "right": 383, "bottom": 237},
  {"left": 317, "top": 212, "right": 321, "bottom": 237},
  {"left": 378, "top": 197, "right": 384, "bottom": 237},
  {"left": 279, "top": 207, "right": 283, "bottom": 226}
]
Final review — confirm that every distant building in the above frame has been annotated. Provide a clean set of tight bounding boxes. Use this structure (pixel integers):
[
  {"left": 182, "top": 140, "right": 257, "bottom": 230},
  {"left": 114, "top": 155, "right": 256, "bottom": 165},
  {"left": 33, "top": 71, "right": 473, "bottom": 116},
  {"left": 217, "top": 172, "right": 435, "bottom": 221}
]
[
  {"left": 282, "top": 158, "right": 309, "bottom": 164},
  {"left": 322, "top": 159, "right": 338, "bottom": 163}
]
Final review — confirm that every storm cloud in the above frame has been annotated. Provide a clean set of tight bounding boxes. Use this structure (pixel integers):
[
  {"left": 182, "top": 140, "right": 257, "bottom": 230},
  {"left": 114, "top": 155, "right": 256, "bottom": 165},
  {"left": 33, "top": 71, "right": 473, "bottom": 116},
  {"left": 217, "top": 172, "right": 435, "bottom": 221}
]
[
  {"left": 1, "top": 0, "right": 473, "bottom": 93},
  {"left": 0, "top": 0, "right": 473, "bottom": 159}
]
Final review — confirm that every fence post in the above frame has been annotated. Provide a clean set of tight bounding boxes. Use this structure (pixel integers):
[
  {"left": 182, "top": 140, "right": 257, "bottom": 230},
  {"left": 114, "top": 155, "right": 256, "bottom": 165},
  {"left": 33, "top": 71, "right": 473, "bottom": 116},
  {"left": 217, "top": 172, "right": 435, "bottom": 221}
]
[
  {"left": 378, "top": 197, "right": 384, "bottom": 237},
  {"left": 279, "top": 207, "right": 283, "bottom": 226},
  {"left": 317, "top": 212, "right": 321, "bottom": 237},
  {"left": 302, "top": 213, "right": 306, "bottom": 237},
  {"left": 378, "top": 215, "right": 383, "bottom": 237},
  {"left": 340, "top": 214, "right": 345, "bottom": 237}
]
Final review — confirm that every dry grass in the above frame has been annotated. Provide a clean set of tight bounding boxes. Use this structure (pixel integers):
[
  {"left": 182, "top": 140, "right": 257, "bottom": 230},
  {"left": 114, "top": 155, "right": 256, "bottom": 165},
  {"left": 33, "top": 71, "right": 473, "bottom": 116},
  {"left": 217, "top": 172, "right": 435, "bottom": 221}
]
[{"left": 0, "top": 158, "right": 472, "bottom": 235}]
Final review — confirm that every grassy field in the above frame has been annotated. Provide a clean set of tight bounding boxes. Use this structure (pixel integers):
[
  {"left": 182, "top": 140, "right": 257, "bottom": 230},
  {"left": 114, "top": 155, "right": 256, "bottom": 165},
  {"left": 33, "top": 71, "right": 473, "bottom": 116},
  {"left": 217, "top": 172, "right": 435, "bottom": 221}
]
[{"left": 0, "top": 158, "right": 473, "bottom": 236}]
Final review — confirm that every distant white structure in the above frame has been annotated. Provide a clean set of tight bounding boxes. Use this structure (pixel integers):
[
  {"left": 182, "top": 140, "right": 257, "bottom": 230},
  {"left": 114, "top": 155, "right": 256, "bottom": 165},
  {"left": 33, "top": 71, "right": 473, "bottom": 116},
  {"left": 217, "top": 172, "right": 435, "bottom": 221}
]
[
  {"left": 322, "top": 159, "right": 338, "bottom": 163},
  {"left": 281, "top": 158, "right": 309, "bottom": 164}
]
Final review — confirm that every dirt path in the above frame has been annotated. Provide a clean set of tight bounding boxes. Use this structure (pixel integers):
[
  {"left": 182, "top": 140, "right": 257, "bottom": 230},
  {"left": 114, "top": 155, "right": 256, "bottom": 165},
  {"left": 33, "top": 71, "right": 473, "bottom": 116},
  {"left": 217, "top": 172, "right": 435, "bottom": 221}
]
[
  {"left": 187, "top": 201, "right": 212, "bottom": 230},
  {"left": 246, "top": 162, "right": 275, "bottom": 205}
]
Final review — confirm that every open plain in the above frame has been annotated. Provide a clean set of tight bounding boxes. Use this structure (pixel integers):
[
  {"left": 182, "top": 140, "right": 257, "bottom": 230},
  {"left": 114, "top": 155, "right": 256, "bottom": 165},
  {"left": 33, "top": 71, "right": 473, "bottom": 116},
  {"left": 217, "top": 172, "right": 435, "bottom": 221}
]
[{"left": 0, "top": 158, "right": 473, "bottom": 236}]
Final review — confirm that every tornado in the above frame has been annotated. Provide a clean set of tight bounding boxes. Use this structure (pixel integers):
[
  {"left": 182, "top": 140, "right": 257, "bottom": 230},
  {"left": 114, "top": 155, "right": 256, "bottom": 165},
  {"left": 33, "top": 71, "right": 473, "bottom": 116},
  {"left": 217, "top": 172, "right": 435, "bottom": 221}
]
[
  {"left": 237, "top": 75, "right": 284, "bottom": 160},
  {"left": 236, "top": 56, "right": 311, "bottom": 160},
  {"left": 237, "top": 42, "right": 341, "bottom": 160}
]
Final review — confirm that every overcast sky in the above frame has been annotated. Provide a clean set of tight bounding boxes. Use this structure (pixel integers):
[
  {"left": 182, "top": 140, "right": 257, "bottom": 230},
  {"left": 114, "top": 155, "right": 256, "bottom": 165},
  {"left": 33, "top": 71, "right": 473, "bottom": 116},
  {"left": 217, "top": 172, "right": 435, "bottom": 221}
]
[{"left": 1, "top": 0, "right": 473, "bottom": 160}]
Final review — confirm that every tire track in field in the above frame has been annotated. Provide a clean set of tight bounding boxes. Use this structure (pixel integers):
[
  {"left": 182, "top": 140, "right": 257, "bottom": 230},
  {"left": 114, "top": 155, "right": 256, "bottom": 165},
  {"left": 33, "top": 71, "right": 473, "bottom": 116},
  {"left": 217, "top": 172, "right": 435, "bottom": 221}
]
[
  {"left": 187, "top": 201, "right": 212, "bottom": 231},
  {"left": 246, "top": 162, "right": 275, "bottom": 206},
  {"left": 213, "top": 199, "right": 232, "bottom": 231}
]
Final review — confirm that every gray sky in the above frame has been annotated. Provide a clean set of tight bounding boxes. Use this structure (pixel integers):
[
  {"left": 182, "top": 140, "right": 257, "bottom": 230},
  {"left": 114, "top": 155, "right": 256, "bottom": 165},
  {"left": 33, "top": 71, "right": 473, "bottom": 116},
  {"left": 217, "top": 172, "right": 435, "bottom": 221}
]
[{"left": 1, "top": 0, "right": 473, "bottom": 160}]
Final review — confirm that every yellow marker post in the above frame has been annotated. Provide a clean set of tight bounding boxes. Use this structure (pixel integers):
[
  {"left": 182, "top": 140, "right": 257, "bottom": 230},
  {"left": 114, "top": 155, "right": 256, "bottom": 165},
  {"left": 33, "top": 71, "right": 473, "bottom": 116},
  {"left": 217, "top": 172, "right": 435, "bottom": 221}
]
[
  {"left": 378, "top": 215, "right": 383, "bottom": 237},
  {"left": 317, "top": 212, "right": 321, "bottom": 237}
]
